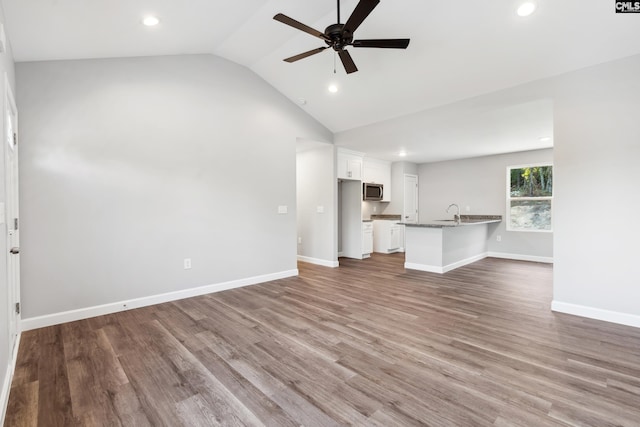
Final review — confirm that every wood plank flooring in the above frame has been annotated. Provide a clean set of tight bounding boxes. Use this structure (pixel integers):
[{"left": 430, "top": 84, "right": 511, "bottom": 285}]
[{"left": 6, "top": 254, "right": 640, "bottom": 426}]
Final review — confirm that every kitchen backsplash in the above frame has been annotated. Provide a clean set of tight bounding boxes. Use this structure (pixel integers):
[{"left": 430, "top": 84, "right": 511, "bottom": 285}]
[{"left": 362, "top": 201, "right": 399, "bottom": 220}]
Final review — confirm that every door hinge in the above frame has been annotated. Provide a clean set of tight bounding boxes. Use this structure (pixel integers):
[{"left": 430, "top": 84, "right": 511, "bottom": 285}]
[
  {"left": 15, "top": 302, "right": 20, "bottom": 314},
  {"left": 13, "top": 133, "right": 17, "bottom": 146},
  {"left": 14, "top": 218, "right": 18, "bottom": 231}
]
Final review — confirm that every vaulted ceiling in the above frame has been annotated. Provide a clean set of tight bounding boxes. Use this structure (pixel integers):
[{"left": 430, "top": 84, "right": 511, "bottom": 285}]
[{"left": 3, "top": 0, "right": 640, "bottom": 160}]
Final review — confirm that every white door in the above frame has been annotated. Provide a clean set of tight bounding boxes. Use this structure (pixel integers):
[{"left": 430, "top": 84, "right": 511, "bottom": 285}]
[
  {"left": 4, "top": 75, "right": 20, "bottom": 360},
  {"left": 403, "top": 174, "right": 418, "bottom": 223}
]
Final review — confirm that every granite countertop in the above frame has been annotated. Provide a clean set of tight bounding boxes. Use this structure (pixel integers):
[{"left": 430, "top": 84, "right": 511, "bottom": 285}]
[
  {"left": 370, "top": 214, "right": 402, "bottom": 221},
  {"left": 402, "top": 215, "right": 502, "bottom": 228},
  {"left": 362, "top": 219, "right": 373, "bottom": 223}
]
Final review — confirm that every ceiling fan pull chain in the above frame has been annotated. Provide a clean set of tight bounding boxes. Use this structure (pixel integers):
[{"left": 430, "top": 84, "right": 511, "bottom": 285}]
[{"left": 334, "top": 52, "right": 337, "bottom": 74}]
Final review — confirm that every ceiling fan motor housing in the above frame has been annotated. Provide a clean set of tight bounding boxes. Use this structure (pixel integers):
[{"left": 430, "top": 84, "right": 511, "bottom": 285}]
[{"left": 325, "top": 23, "right": 353, "bottom": 50}]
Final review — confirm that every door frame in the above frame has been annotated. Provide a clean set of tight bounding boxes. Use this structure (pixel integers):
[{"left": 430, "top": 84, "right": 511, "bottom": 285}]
[
  {"left": 403, "top": 173, "right": 419, "bottom": 224},
  {"left": 3, "top": 72, "right": 20, "bottom": 362}
]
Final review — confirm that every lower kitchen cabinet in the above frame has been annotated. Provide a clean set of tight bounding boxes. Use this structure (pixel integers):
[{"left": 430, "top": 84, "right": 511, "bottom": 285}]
[
  {"left": 362, "top": 222, "right": 373, "bottom": 257},
  {"left": 373, "top": 220, "right": 402, "bottom": 254}
]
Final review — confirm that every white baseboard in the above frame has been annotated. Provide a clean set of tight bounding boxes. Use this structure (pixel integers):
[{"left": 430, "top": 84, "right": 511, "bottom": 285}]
[
  {"left": 1, "top": 332, "right": 21, "bottom": 426},
  {"left": 20, "top": 269, "right": 298, "bottom": 331},
  {"left": 405, "top": 253, "right": 487, "bottom": 274},
  {"left": 552, "top": 301, "right": 640, "bottom": 329},
  {"left": 488, "top": 252, "right": 553, "bottom": 264},
  {"left": 442, "top": 253, "right": 488, "bottom": 273},
  {"left": 404, "top": 262, "right": 444, "bottom": 274},
  {"left": 297, "top": 256, "right": 339, "bottom": 268}
]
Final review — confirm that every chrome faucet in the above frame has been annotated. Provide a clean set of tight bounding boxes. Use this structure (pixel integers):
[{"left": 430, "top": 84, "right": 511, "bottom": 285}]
[{"left": 446, "top": 203, "right": 460, "bottom": 222}]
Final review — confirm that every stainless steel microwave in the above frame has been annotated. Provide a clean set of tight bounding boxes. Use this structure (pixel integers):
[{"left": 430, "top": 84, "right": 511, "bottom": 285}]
[{"left": 363, "top": 183, "right": 383, "bottom": 201}]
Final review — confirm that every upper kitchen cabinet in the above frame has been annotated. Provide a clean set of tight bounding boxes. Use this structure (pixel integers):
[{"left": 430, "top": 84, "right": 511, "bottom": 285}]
[
  {"left": 364, "top": 157, "right": 391, "bottom": 202},
  {"left": 337, "top": 148, "right": 364, "bottom": 181}
]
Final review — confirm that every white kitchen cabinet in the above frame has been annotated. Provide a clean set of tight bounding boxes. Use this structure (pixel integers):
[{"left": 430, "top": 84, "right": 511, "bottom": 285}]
[
  {"left": 362, "top": 222, "right": 373, "bottom": 257},
  {"left": 373, "top": 220, "right": 402, "bottom": 253},
  {"left": 337, "top": 148, "right": 363, "bottom": 180},
  {"left": 363, "top": 158, "right": 391, "bottom": 202}
]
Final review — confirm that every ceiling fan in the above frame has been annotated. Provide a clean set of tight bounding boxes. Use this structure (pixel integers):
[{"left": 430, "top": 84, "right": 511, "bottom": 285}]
[{"left": 273, "top": 0, "right": 410, "bottom": 74}]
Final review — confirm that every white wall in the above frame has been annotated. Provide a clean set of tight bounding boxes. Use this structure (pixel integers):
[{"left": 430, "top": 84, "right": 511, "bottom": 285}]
[
  {"left": 0, "top": 4, "right": 17, "bottom": 420},
  {"left": 16, "top": 54, "right": 332, "bottom": 322},
  {"left": 296, "top": 142, "right": 337, "bottom": 266},
  {"left": 418, "top": 149, "right": 554, "bottom": 260}
]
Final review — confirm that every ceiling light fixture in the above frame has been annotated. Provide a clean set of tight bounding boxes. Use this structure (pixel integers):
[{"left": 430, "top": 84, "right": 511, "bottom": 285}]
[
  {"left": 143, "top": 16, "right": 160, "bottom": 26},
  {"left": 328, "top": 84, "right": 338, "bottom": 93},
  {"left": 517, "top": 2, "right": 536, "bottom": 17},
  {"left": 398, "top": 151, "right": 407, "bottom": 157}
]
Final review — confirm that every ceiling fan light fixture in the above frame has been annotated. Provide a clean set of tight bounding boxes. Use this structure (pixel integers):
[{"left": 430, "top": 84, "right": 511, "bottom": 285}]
[
  {"left": 517, "top": 2, "right": 536, "bottom": 17},
  {"left": 143, "top": 16, "right": 160, "bottom": 26}
]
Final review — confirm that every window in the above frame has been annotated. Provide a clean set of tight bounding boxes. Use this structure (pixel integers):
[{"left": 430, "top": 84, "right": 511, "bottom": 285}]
[{"left": 507, "top": 164, "right": 553, "bottom": 232}]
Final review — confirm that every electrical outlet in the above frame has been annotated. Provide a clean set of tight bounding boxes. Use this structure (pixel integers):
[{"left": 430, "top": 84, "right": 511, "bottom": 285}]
[
  {"left": 184, "top": 258, "right": 192, "bottom": 269},
  {"left": 373, "top": 206, "right": 377, "bottom": 212},
  {"left": 465, "top": 205, "right": 471, "bottom": 212},
  {"left": 298, "top": 237, "right": 302, "bottom": 244},
  {"left": 278, "top": 205, "right": 288, "bottom": 214},
  {"left": 317, "top": 206, "right": 324, "bottom": 213},
  {"left": 496, "top": 235, "right": 502, "bottom": 242}
]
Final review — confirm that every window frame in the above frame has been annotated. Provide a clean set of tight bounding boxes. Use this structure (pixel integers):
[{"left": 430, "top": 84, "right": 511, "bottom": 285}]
[{"left": 506, "top": 162, "right": 553, "bottom": 233}]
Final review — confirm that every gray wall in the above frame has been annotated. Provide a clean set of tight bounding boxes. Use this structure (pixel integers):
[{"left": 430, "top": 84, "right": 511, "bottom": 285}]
[
  {"left": 551, "top": 55, "right": 640, "bottom": 319},
  {"left": 0, "top": 4, "right": 16, "bottom": 416},
  {"left": 386, "top": 161, "right": 418, "bottom": 217},
  {"left": 362, "top": 161, "right": 419, "bottom": 219},
  {"left": 418, "top": 149, "right": 554, "bottom": 259},
  {"left": 17, "top": 54, "right": 332, "bottom": 319},
  {"left": 296, "top": 142, "right": 336, "bottom": 264}
]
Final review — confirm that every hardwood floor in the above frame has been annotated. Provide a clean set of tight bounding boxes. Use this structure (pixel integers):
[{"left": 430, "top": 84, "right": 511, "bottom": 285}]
[{"left": 5, "top": 254, "right": 640, "bottom": 426}]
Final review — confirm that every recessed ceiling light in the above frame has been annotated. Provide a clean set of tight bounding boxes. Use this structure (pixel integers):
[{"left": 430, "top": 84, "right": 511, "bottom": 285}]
[
  {"left": 539, "top": 136, "right": 551, "bottom": 142},
  {"left": 298, "top": 98, "right": 307, "bottom": 105},
  {"left": 328, "top": 84, "right": 338, "bottom": 93},
  {"left": 143, "top": 16, "right": 160, "bottom": 26},
  {"left": 398, "top": 151, "right": 408, "bottom": 157},
  {"left": 517, "top": 2, "right": 536, "bottom": 17}
]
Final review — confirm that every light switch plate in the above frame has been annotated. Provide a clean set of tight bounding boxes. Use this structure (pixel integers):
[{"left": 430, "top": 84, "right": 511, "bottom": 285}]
[
  {"left": 317, "top": 206, "right": 324, "bottom": 213},
  {"left": 278, "top": 205, "right": 288, "bottom": 214}
]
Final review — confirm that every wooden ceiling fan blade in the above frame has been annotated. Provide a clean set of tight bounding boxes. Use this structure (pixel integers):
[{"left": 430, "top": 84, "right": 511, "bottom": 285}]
[
  {"left": 343, "top": 0, "right": 380, "bottom": 35},
  {"left": 274, "top": 13, "right": 331, "bottom": 41},
  {"left": 283, "top": 47, "right": 328, "bottom": 63},
  {"left": 352, "top": 39, "right": 410, "bottom": 49},
  {"left": 338, "top": 50, "right": 358, "bottom": 74}
]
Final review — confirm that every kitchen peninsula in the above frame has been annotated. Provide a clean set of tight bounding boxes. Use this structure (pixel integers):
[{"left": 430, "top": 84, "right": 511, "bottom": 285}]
[{"left": 403, "top": 215, "right": 502, "bottom": 274}]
